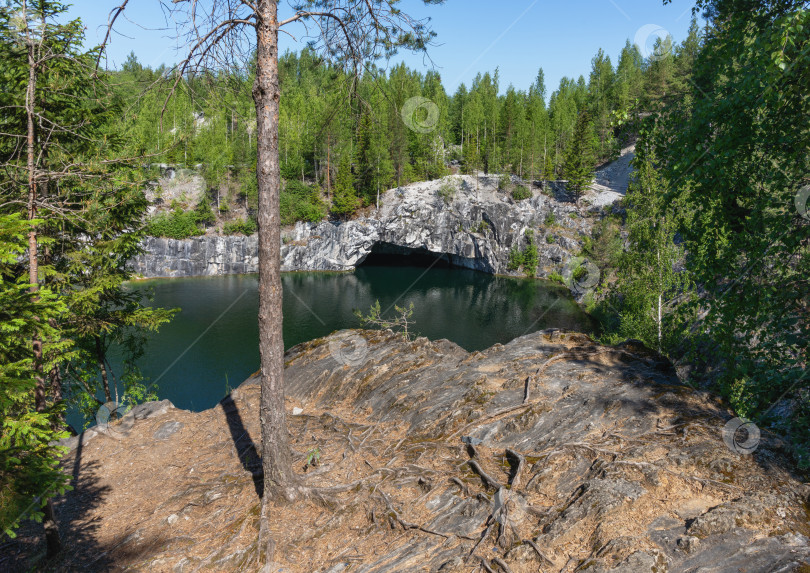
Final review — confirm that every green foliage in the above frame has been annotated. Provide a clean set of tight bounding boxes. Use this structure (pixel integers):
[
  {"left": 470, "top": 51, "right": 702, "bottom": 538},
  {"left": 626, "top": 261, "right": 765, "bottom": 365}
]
[
  {"left": 545, "top": 234, "right": 555, "bottom": 244},
  {"left": 223, "top": 218, "right": 257, "bottom": 235},
  {"left": 563, "top": 111, "right": 596, "bottom": 204},
  {"left": 544, "top": 212, "right": 557, "bottom": 227},
  {"left": 522, "top": 230, "right": 538, "bottom": 277},
  {"left": 57, "top": 180, "right": 177, "bottom": 423},
  {"left": 331, "top": 156, "right": 360, "bottom": 219},
  {"left": 507, "top": 230, "right": 538, "bottom": 277},
  {"left": 507, "top": 245, "right": 524, "bottom": 271},
  {"left": 194, "top": 195, "right": 216, "bottom": 226},
  {"left": 473, "top": 220, "right": 490, "bottom": 234},
  {"left": 240, "top": 170, "right": 258, "bottom": 213},
  {"left": 100, "top": 25, "right": 706, "bottom": 225},
  {"left": 511, "top": 185, "right": 532, "bottom": 201},
  {"left": 0, "top": 215, "right": 71, "bottom": 538},
  {"left": 0, "top": 1, "right": 177, "bottom": 541},
  {"left": 648, "top": 0, "right": 810, "bottom": 466},
  {"left": 597, "top": 146, "right": 693, "bottom": 354},
  {"left": 304, "top": 448, "right": 321, "bottom": 469},
  {"left": 498, "top": 174, "right": 511, "bottom": 191},
  {"left": 280, "top": 180, "right": 326, "bottom": 226},
  {"left": 548, "top": 272, "right": 564, "bottom": 284},
  {"left": 438, "top": 177, "right": 458, "bottom": 204},
  {"left": 146, "top": 208, "right": 204, "bottom": 239},
  {"left": 355, "top": 300, "right": 416, "bottom": 341},
  {"left": 581, "top": 215, "right": 623, "bottom": 273}
]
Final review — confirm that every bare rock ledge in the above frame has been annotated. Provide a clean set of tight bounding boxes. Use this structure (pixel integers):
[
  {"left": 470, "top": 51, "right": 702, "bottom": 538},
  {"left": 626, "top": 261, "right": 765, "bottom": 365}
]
[{"left": 13, "top": 330, "right": 810, "bottom": 572}]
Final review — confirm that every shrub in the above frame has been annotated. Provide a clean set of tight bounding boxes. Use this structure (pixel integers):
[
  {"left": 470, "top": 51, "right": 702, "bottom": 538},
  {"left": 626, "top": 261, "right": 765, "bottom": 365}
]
[
  {"left": 582, "top": 215, "right": 623, "bottom": 273},
  {"left": 498, "top": 174, "right": 512, "bottom": 192},
  {"left": 438, "top": 177, "right": 458, "bottom": 204},
  {"left": 507, "top": 230, "right": 538, "bottom": 277},
  {"left": 223, "top": 218, "right": 257, "bottom": 235},
  {"left": 544, "top": 212, "right": 557, "bottom": 227},
  {"left": 546, "top": 234, "right": 555, "bottom": 244},
  {"left": 356, "top": 300, "right": 416, "bottom": 341},
  {"left": 146, "top": 208, "right": 203, "bottom": 239},
  {"left": 240, "top": 170, "right": 258, "bottom": 213},
  {"left": 523, "top": 230, "right": 538, "bottom": 277},
  {"left": 194, "top": 196, "right": 216, "bottom": 226},
  {"left": 507, "top": 245, "right": 524, "bottom": 271},
  {"left": 281, "top": 180, "right": 327, "bottom": 226},
  {"left": 511, "top": 185, "right": 531, "bottom": 201},
  {"left": 548, "top": 272, "right": 564, "bottom": 284},
  {"left": 473, "top": 220, "right": 490, "bottom": 234}
]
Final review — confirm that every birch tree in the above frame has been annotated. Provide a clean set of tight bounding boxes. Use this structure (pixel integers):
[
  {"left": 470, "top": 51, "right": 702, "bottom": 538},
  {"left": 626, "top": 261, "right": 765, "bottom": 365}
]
[{"left": 615, "top": 145, "right": 691, "bottom": 353}]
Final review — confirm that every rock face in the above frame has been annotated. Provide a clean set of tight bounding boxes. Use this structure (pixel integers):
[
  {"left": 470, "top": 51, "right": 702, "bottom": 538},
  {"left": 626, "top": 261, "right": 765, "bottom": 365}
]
[
  {"left": 14, "top": 330, "right": 809, "bottom": 572},
  {"left": 280, "top": 176, "right": 589, "bottom": 276},
  {"left": 131, "top": 176, "right": 595, "bottom": 280},
  {"left": 132, "top": 146, "right": 636, "bottom": 282},
  {"left": 130, "top": 234, "right": 259, "bottom": 278}
]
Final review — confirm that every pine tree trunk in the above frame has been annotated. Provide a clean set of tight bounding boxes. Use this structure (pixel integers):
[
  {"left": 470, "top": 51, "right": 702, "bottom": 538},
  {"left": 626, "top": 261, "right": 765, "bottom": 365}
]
[
  {"left": 48, "top": 363, "right": 64, "bottom": 431},
  {"left": 26, "top": 21, "right": 62, "bottom": 558},
  {"left": 326, "top": 139, "right": 331, "bottom": 199},
  {"left": 95, "top": 337, "right": 112, "bottom": 403},
  {"left": 253, "top": 0, "right": 296, "bottom": 562},
  {"left": 657, "top": 246, "right": 663, "bottom": 353},
  {"left": 26, "top": 49, "right": 44, "bottom": 408}
]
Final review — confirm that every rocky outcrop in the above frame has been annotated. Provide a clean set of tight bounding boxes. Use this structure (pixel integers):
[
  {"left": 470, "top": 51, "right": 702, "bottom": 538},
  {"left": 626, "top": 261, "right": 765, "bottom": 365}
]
[
  {"left": 16, "top": 330, "right": 809, "bottom": 572},
  {"left": 130, "top": 235, "right": 259, "bottom": 278},
  {"left": 132, "top": 146, "right": 635, "bottom": 281},
  {"left": 280, "top": 176, "right": 589, "bottom": 276},
  {"left": 132, "top": 175, "right": 595, "bottom": 280}
]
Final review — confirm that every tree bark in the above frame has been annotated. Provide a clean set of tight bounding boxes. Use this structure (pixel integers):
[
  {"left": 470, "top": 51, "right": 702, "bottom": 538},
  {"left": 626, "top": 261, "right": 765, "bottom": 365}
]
[
  {"left": 25, "top": 8, "right": 62, "bottom": 556},
  {"left": 657, "top": 243, "right": 663, "bottom": 353},
  {"left": 96, "top": 336, "right": 113, "bottom": 403},
  {"left": 26, "top": 24, "right": 43, "bottom": 411},
  {"left": 254, "top": 0, "right": 295, "bottom": 502}
]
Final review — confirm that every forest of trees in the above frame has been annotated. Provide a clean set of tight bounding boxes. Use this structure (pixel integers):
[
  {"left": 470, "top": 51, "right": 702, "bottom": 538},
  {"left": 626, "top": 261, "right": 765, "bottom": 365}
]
[
  {"left": 112, "top": 18, "right": 700, "bottom": 232},
  {"left": 1, "top": 0, "right": 807, "bottom": 562}
]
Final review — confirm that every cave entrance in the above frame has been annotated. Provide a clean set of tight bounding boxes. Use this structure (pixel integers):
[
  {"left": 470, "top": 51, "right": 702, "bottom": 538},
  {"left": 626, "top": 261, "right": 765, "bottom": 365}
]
[{"left": 358, "top": 242, "right": 455, "bottom": 268}]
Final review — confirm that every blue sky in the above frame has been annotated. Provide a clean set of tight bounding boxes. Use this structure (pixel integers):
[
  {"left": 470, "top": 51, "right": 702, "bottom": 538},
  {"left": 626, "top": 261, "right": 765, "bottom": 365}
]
[{"left": 65, "top": 0, "right": 700, "bottom": 96}]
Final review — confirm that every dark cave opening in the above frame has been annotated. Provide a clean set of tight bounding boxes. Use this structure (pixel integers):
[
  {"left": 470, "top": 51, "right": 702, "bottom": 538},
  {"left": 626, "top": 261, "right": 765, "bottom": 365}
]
[{"left": 357, "top": 242, "right": 455, "bottom": 268}]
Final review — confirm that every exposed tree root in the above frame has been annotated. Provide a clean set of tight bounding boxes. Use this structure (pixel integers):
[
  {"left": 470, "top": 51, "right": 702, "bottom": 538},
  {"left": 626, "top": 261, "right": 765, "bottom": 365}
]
[{"left": 467, "top": 460, "right": 503, "bottom": 491}]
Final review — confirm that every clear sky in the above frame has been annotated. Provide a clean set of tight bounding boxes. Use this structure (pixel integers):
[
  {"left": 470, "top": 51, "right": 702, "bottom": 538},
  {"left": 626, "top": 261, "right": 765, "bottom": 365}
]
[{"left": 65, "top": 0, "right": 700, "bottom": 97}]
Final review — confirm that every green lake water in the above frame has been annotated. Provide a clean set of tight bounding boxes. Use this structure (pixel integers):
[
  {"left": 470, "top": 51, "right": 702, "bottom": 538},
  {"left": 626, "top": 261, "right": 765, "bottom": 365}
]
[{"left": 80, "top": 265, "right": 593, "bottom": 424}]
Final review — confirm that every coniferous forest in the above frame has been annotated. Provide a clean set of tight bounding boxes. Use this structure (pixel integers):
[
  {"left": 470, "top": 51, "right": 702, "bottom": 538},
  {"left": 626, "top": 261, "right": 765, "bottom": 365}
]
[
  {"left": 114, "top": 26, "right": 698, "bottom": 227},
  {"left": 0, "top": 0, "right": 807, "bottom": 561}
]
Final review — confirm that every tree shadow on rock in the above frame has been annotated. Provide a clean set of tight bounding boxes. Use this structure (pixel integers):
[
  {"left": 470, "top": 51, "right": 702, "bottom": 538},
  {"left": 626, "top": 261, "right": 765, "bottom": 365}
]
[
  {"left": 1, "top": 432, "right": 114, "bottom": 571},
  {"left": 220, "top": 395, "right": 263, "bottom": 499}
]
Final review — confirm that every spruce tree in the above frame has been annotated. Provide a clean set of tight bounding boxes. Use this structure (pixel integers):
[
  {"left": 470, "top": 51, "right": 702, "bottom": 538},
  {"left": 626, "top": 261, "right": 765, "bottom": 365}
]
[
  {"left": 355, "top": 112, "right": 374, "bottom": 204},
  {"left": 331, "top": 155, "right": 360, "bottom": 219},
  {"left": 0, "top": 215, "right": 71, "bottom": 541},
  {"left": 563, "top": 111, "right": 596, "bottom": 204},
  {"left": 0, "top": 1, "right": 176, "bottom": 548}
]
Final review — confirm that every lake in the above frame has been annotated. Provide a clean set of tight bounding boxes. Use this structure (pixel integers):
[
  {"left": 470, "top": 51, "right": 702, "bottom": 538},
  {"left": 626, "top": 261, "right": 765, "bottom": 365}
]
[{"left": 80, "top": 265, "right": 593, "bottom": 425}]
